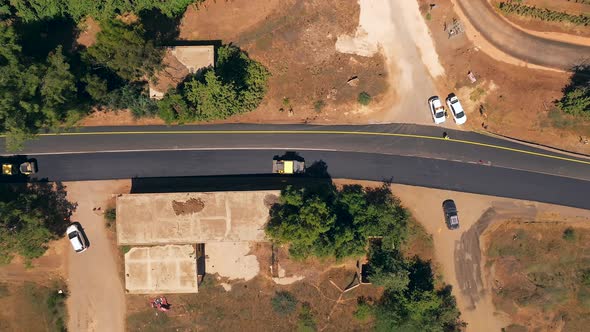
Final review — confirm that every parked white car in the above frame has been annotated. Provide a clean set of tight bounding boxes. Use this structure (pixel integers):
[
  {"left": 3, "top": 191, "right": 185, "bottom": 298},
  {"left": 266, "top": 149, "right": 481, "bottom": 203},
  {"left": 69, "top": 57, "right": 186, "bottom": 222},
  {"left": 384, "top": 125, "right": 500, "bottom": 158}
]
[
  {"left": 446, "top": 94, "right": 467, "bottom": 125},
  {"left": 428, "top": 96, "right": 446, "bottom": 124},
  {"left": 66, "top": 224, "right": 88, "bottom": 253}
]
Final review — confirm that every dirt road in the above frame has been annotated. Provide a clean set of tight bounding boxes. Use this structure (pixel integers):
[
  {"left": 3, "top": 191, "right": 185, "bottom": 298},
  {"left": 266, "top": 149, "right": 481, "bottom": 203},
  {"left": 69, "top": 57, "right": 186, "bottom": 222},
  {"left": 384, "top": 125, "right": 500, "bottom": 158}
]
[
  {"left": 455, "top": 0, "right": 590, "bottom": 70},
  {"left": 66, "top": 181, "right": 130, "bottom": 332}
]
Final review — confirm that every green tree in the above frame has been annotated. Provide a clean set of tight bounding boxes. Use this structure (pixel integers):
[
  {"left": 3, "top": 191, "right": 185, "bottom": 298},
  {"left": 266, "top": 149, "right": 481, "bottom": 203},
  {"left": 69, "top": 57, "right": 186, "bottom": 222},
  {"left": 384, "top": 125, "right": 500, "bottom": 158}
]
[
  {"left": 266, "top": 186, "right": 336, "bottom": 258},
  {"left": 184, "top": 70, "right": 241, "bottom": 120},
  {"left": 157, "top": 89, "right": 189, "bottom": 123},
  {"left": 0, "top": 183, "right": 76, "bottom": 265},
  {"left": 85, "top": 19, "right": 163, "bottom": 82},
  {"left": 556, "top": 65, "right": 590, "bottom": 117},
  {"left": 41, "top": 46, "right": 77, "bottom": 108}
]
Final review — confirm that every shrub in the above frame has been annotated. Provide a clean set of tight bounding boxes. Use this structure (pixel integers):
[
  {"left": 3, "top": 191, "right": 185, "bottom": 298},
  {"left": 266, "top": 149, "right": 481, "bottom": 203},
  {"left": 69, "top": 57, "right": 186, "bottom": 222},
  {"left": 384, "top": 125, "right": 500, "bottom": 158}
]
[
  {"left": 563, "top": 227, "right": 576, "bottom": 242},
  {"left": 271, "top": 291, "right": 297, "bottom": 315},
  {"left": 313, "top": 100, "right": 325, "bottom": 113},
  {"left": 358, "top": 91, "right": 371, "bottom": 105},
  {"left": 354, "top": 298, "right": 373, "bottom": 321},
  {"left": 104, "top": 208, "right": 116, "bottom": 227},
  {"left": 297, "top": 303, "right": 316, "bottom": 331}
]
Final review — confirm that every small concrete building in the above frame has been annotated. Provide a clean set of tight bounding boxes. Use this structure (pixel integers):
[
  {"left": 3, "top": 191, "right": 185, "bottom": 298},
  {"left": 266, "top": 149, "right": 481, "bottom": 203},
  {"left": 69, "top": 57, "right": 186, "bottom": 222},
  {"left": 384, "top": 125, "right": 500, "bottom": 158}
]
[
  {"left": 148, "top": 45, "right": 215, "bottom": 100},
  {"left": 118, "top": 191, "right": 278, "bottom": 294}
]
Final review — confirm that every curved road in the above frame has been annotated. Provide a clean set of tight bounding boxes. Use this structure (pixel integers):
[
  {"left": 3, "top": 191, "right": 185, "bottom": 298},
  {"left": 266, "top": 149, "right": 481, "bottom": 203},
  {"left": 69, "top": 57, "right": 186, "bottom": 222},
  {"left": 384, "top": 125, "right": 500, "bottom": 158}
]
[
  {"left": 2, "top": 124, "right": 590, "bottom": 209},
  {"left": 456, "top": 0, "right": 590, "bottom": 70}
]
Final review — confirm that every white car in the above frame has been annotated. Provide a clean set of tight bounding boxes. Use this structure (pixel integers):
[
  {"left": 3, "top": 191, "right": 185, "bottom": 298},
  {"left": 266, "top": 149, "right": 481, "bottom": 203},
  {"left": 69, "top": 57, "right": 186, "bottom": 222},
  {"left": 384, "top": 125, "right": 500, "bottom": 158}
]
[
  {"left": 446, "top": 94, "right": 467, "bottom": 125},
  {"left": 428, "top": 96, "right": 446, "bottom": 124},
  {"left": 66, "top": 224, "right": 88, "bottom": 253}
]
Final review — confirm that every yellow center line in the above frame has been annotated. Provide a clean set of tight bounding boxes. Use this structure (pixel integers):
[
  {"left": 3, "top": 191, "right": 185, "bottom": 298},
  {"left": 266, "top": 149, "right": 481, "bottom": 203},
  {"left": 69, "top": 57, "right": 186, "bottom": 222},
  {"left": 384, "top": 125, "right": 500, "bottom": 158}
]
[{"left": 5, "top": 129, "right": 590, "bottom": 166}]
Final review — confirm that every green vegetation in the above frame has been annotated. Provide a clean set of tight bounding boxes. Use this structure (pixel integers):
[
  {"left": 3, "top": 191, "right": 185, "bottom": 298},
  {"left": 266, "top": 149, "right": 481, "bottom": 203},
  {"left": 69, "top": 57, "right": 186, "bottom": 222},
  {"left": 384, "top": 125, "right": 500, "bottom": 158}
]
[
  {"left": 271, "top": 291, "right": 298, "bottom": 315},
  {"left": 368, "top": 246, "right": 463, "bottom": 331},
  {"left": 24, "top": 281, "right": 68, "bottom": 331},
  {"left": 0, "top": 1, "right": 269, "bottom": 149},
  {"left": 104, "top": 207, "right": 116, "bottom": 227},
  {"left": 158, "top": 45, "right": 270, "bottom": 123},
  {"left": 358, "top": 91, "right": 371, "bottom": 105},
  {"left": 313, "top": 100, "right": 325, "bottom": 113},
  {"left": 266, "top": 183, "right": 409, "bottom": 259},
  {"left": 85, "top": 19, "right": 163, "bottom": 81},
  {"left": 353, "top": 298, "right": 373, "bottom": 321},
  {"left": 297, "top": 303, "right": 316, "bottom": 332},
  {"left": 563, "top": 227, "right": 576, "bottom": 241},
  {"left": 469, "top": 87, "right": 486, "bottom": 102},
  {"left": 4, "top": 0, "right": 198, "bottom": 22},
  {"left": 556, "top": 65, "right": 590, "bottom": 117},
  {"left": 498, "top": 2, "right": 590, "bottom": 26},
  {"left": 0, "top": 183, "right": 76, "bottom": 265}
]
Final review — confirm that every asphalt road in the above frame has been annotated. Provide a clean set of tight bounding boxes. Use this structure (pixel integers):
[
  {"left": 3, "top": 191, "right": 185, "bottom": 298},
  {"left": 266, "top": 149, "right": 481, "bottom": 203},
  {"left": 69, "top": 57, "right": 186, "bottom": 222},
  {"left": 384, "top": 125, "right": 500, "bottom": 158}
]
[
  {"left": 456, "top": 0, "right": 590, "bottom": 70},
  {"left": 1, "top": 124, "right": 589, "bottom": 209}
]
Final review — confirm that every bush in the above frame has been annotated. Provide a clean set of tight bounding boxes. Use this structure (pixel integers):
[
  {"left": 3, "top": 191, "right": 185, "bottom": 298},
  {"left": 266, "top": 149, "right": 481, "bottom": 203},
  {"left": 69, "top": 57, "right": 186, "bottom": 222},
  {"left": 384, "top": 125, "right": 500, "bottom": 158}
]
[
  {"left": 104, "top": 208, "right": 116, "bottom": 227},
  {"left": 313, "top": 100, "right": 325, "bottom": 113},
  {"left": 297, "top": 303, "right": 316, "bottom": 331},
  {"left": 358, "top": 91, "right": 371, "bottom": 105},
  {"left": 556, "top": 65, "right": 590, "bottom": 117},
  {"left": 563, "top": 227, "right": 576, "bottom": 242},
  {"left": 354, "top": 298, "right": 373, "bottom": 321},
  {"left": 271, "top": 291, "right": 298, "bottom": 315}
]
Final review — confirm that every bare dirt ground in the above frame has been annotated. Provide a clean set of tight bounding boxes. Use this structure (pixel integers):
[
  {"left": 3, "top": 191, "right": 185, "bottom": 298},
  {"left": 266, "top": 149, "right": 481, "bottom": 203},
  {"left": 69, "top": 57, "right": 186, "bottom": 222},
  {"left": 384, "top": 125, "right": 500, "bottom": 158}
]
[
  {"left": 419, "top": 0, "right": 590, "bottom": 155},
  {"left": 126, "top": 245, "right": 383, "bottom": 331},
  {"left": 79, "top": 0, "right": 458, "bottom": 128},
  {"left": 65, "top": 180, "right": 130, "bottom": 332},
  {"left": 484, "top": 219, "right": 590, "bottom": 331},
  {"left": 489, "top": 0, "right": 590, "bottom": 39}
]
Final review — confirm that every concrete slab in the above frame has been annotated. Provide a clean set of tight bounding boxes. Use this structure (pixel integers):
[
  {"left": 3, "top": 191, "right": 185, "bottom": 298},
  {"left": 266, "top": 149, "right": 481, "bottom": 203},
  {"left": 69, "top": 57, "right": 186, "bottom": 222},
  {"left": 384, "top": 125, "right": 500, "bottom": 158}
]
[
  {"left": 124, "top": 245, "right": 199, "bottom": 294},
  {"left": 117, "top": 191, "right": 278, "bottom": 245},
  {"left": 205, "top": 242, "right": 259, "bottom": 281},
  {"left": 171, "top": 46, "right": 214, "bottom": 73}
]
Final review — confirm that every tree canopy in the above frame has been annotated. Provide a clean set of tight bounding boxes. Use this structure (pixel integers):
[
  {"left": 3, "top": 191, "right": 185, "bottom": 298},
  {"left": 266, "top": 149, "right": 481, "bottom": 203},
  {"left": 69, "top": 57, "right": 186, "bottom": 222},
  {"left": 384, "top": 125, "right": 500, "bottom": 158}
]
[
  {"left": 85, "top": 19, "right": 163, "bottom": 82},
  {"left": 557, "top": 65, "right": 590, "bottom": 117},
  {"left": 368, "top": 246, "right": 464, "bottom": 332},
  {"left": 3, "top": 0, "right": 198, "bottom": 22},
  {"left": 0, "top": 183, "right": 76, "bottom": 265},
  {"left": 159, "top": 45, "right": 270, "bottom": 123},
  {"left": 266, "top": 183, "right": 409, "bottom": 259}
]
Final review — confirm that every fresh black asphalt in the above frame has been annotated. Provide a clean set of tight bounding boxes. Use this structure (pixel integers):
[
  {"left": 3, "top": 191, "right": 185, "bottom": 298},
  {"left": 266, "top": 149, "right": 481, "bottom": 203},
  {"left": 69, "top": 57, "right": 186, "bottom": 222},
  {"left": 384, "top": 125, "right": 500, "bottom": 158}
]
[{"left": 1, "top": 124, "right": 589, "bottom": 209}]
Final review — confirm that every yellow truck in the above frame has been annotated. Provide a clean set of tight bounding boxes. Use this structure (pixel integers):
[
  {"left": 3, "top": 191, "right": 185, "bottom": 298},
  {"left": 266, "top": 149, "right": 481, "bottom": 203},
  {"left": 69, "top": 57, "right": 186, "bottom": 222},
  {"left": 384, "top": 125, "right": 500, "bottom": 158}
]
[{"left": 272, "top": 160, "right": 305, "bottom": 174}]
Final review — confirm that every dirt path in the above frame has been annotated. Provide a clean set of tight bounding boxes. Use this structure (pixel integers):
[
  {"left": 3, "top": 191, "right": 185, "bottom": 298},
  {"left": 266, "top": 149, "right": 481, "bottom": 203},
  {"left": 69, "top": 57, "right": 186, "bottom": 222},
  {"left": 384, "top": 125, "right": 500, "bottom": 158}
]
[
  {"left": 392, "top": 184, "right": 590, "bottom": 331},
  {"left": 65, "top": 180, "right": 130, "bottom": 332},
  {"left": 336, "top": 0, "right": 451, "bottom": 125}
]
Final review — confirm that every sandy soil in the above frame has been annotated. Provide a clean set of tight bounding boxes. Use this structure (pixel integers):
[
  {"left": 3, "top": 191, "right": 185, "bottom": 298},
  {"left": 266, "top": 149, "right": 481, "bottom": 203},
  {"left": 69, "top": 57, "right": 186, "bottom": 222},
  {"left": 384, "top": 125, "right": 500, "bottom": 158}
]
[{"left": 65, "top": 180, "right": 130, "bottom": 332}]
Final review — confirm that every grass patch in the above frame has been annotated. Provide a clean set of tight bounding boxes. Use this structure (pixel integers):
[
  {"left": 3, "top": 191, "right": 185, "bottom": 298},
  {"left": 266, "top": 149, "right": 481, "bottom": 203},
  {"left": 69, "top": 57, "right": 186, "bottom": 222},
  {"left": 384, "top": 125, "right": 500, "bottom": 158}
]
[
  {"left": 271, "top": 291, "right": 297, "bottom": 315},
  {"left": 297, "top": 303, "right": 316, "bottom": 332},
  {"left": 313, "top": 100, "right": 325, "bottom": 113},
  {"left": 353, "top": 298, "right": 373, "bottom": 321},
  {"left": 121, "top": 245, "right": 132, "bottom": 254},
  {"left": 23, "top": 281, "right": 68, "bottom": 332},
  {"left": 425, "top": 12, "right": 432, "bottom": 21},
  {"left": 104, "top": 207, "right": 116, "bottom": 228},
  {"left": 358, "top": 91, "right": 372, "bottom": 105},
  {"left": 127, "top": 309, "right": 170, "bottom": 332},
  {"left": 563, "top": 227, "right": 576, "bottom": 242},
  {"left": 469, "top": 87, "right": 486, "bottom": 102}
]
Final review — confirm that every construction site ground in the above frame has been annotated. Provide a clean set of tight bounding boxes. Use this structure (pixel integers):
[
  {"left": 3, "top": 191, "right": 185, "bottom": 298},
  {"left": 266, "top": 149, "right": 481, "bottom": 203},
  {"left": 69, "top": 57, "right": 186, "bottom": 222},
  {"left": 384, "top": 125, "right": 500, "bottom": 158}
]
[{"left": 418, "top": 0, "right": 590, "bottom": 155}]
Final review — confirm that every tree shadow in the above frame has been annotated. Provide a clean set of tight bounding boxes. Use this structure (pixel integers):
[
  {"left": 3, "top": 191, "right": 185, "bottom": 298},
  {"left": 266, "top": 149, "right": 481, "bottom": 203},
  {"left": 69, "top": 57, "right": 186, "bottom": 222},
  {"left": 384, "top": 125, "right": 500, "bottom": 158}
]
[
  {"left": 14, "top": 17, "right": 79, "bottom": 60},
  {"left": 407, "top": 256, "right": 434, "bottom": 293},
  {"left": 138, "top": 8, "right": 181, "bottom": 46}
]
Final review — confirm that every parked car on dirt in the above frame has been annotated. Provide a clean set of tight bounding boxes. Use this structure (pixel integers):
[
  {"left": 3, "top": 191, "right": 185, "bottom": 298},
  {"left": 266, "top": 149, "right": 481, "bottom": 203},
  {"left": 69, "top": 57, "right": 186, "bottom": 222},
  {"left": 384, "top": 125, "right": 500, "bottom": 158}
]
[
  {"left": 66, "top": 224, "right": 88, "bottom": 253},
  {"left": 442, "top": 199, "right": 460, "bottom": 230},
  {"left": 446, "top": 94, "right": 467, "bottom": 125},
  {"left": 428, "top": 96, "right": 446, "bottom": 124}
]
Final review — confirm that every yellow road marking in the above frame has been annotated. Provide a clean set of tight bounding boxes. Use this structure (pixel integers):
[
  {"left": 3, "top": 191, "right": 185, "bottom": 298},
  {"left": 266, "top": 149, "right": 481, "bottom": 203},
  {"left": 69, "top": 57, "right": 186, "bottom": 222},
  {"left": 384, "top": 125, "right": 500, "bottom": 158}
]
[{"left": 3, "top": 129, "right": 590, "bottom": 165}]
